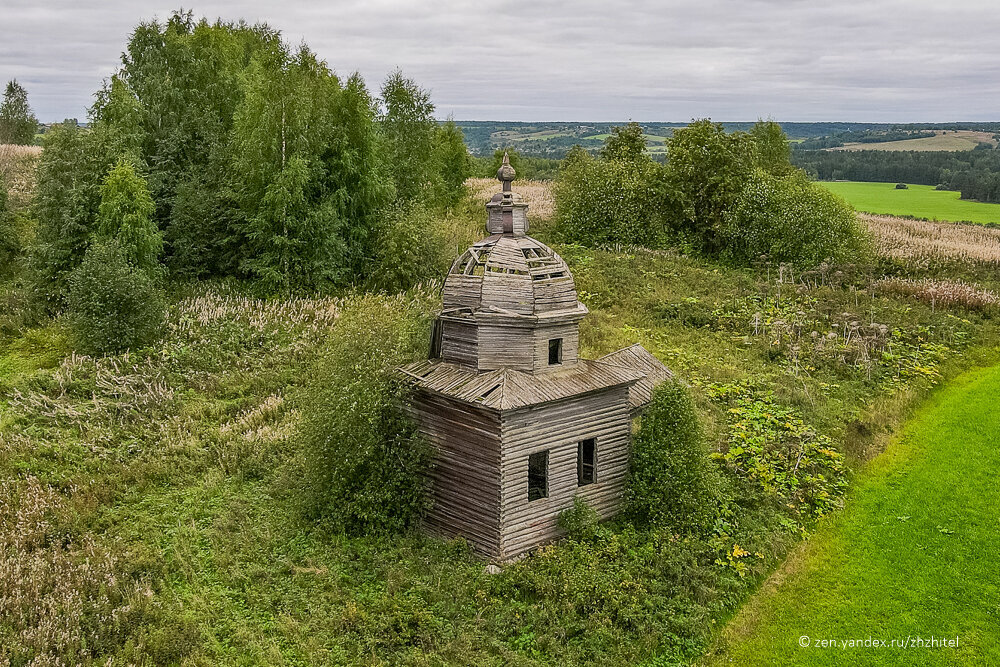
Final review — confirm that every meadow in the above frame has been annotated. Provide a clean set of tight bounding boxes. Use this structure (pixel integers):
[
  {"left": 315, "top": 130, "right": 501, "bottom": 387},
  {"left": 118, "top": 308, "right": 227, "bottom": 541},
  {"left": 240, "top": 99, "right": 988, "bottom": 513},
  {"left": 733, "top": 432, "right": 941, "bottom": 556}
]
[
  {"left": 703, "top": 363, "right": 1000, "bottom": 665},
  {"left": 6, "top": 164, "right": 1000, "bottom": 663},
  {"left": 818, "top": 181, "right": 1000, "bottom": 224}
]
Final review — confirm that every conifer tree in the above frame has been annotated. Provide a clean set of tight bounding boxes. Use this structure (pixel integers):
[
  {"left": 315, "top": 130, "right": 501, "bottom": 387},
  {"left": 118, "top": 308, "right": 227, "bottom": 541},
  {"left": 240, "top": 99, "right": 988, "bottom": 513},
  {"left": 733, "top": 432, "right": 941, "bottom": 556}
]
[
  {"left": 97, "top": 159, "right": 162, "bottom": 276},
  {"left": 30, "top": 121, "right": 98, "bottom": 308}
]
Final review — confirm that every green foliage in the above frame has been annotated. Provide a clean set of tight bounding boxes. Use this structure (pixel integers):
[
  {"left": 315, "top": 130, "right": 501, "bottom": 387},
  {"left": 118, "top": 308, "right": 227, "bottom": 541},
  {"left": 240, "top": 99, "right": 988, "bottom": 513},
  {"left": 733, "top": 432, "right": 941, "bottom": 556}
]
[
  {"left": 370, "top": 203, "right": 451, "bottom": 293},
  {"left": 556, "top": 497, "right": 601, "bottom": 541},
  {"left": 707, "top": 383, "right": 848, "bottom": 523},
  {"left": 29, "top": 121, "right": 100, "bottom": 310},
  {"left": 554, "top": 148, "right": 664, "bottom": 247},
  {"left": 97, "top": 159, "right": 163, "bottom": 275},
  {"left": 299, "top": 294, "right": 432, "bottom": 534},
  {"left": 726, "top": 169, "right": 872, "bottom": 266},
  {"left": 626, "top": 380, "right": 728, "bottom": 534},
  {"left": 433, "top": 118, "right": 472, "bottom": 204},
  {"left": 600, "top": 122, "right": 647, "bottom": 162},
  {"left": 379, "top": 70, "right": 436, "bottom": 202},
  {"left": 66, "top": 242, "right": 166, "bottom": 355},
  {"left": 660, "top": 119, "right": 758, "bottom": 255},
  {"left": 0, "top": 176, "right": 16, "bottom": 274},
  {"left": 750, "top": 119, "right": 792, "bottom": 176},
  {"left": 0, "top": 80, "right": 38, "bottom": 145}
]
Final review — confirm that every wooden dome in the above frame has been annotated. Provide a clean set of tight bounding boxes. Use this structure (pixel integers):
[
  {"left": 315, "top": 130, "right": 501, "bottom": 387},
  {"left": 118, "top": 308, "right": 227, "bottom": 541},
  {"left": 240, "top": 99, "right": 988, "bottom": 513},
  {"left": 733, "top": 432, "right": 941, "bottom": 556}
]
[{"left": 442, "top": 235, "right": 579, "bottom": 316}]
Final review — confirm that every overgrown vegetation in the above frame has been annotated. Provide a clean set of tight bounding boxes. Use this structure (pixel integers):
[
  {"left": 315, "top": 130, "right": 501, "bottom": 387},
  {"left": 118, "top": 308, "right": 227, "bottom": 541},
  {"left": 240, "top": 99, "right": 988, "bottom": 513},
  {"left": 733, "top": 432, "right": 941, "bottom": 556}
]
[
  {"left": 3, "top": 11, "right": 1000, "bottom": 664},
  {"left": 555, "top": 119, "right": 872, "bottom": 266}
]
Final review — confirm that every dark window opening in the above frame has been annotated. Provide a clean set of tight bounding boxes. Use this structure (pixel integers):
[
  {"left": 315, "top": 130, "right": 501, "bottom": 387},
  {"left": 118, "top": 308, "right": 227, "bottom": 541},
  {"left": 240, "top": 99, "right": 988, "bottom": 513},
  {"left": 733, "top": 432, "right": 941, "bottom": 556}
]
[
  {"left": 578, "top": 438, "right": 595, "bottom": 486},
  {"left": 528, "top": 450, "right": 548, "bottom": 501},
  {"left": 548, "top": 338, "right": 563, "bottom": 365}
]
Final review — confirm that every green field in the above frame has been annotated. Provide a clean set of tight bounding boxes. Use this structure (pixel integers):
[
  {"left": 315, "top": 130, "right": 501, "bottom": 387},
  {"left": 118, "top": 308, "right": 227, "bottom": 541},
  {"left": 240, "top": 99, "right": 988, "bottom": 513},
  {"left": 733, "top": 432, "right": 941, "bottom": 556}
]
[
  {"left": 705, "top": 364, "right": 1000, "bottom": 666},
  {"left": 819, "top": 181, "right": 1000, "bottom": 224}
]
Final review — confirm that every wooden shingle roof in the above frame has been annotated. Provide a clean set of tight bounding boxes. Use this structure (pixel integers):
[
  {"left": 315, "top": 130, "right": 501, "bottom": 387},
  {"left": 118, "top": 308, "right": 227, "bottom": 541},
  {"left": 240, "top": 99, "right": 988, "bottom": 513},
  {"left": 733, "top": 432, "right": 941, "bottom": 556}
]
[
  {"left": 399, "top": 357, "right": 645, "bottom": 411},
  {"left": 597, "top": 344, "right": 674, "bottom": 411}
]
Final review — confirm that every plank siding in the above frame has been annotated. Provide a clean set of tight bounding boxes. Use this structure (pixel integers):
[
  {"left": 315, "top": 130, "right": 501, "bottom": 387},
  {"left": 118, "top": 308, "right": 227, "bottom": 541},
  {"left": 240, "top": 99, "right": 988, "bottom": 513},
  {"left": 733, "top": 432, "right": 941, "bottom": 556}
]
[
  {"left": 440, "top": 320, "right": 478, "bottom": 368},
  {"left": 410, "top": 391, "right": 504, "bottom": 557},
  {"left": 498, "top": 387, "right": 632, "bottom": 558},
  {"left": 532, "top": 323, "right": 580, "bottom": 372},
  {"left": 477, "top": 324, "right": 534, "bottom": 372}
]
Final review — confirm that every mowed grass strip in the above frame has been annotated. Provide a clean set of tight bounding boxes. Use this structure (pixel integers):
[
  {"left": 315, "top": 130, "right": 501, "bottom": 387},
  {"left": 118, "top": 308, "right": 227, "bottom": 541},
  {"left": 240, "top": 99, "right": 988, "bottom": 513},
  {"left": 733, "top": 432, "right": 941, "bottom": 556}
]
[
  {"left": 819, "top": 181, "right": 1000, "bottom": 225},
  {"left": 703, "top": 364, "right": 1000, "bottom": 666}
]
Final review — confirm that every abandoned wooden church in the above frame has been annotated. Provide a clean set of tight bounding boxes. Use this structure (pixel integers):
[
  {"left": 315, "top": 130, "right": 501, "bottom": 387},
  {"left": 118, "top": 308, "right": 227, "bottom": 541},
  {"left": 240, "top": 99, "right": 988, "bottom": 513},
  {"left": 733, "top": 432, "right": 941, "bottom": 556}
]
[{"left": 400, "top": 155, "right": 671, "bottom": 559}]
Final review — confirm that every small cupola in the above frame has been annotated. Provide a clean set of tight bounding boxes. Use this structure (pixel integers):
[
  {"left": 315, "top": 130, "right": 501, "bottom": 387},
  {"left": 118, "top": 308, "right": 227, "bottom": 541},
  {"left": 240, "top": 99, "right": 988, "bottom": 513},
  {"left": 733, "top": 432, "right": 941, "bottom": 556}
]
[{"left": 486, "top": 152, "right": 530, "bottom": 236}]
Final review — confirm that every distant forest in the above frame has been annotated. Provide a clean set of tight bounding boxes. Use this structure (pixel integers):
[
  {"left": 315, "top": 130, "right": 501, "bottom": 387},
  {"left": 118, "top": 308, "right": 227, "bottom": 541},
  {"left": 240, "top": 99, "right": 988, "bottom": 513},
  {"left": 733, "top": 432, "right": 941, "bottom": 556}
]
[
  {"left": 455, "top": 120, "right": 1000, "bottom": 204},
  {"left": 454, "top": 120, "right": 1000, "bottom": 157},
  {"left": 792, "top": 150, "right": 1000, "bottom": 204}
]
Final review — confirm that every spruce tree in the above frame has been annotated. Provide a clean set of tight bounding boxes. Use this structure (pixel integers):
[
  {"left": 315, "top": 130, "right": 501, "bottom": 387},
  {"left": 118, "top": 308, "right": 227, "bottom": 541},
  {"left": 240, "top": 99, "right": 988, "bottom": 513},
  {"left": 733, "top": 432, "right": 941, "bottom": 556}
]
[{"left": 97, "top": 159, "right": 162, "bottom": 276}]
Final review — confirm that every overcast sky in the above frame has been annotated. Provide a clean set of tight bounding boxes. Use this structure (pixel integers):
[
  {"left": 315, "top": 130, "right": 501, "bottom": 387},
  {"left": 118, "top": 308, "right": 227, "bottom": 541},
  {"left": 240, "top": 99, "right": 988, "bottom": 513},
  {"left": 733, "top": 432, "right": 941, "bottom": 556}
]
[{"left": 3, "top": 0, "right": 999, "bottom": 123}]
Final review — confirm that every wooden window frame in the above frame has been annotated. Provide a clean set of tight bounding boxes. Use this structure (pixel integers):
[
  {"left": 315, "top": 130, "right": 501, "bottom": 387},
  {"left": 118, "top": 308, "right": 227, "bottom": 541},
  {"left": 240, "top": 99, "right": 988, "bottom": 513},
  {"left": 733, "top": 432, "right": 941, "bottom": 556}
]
[
  {"left": 548, "top": 338, "right": 563, "bottom": 366},
  {"left": 578, "top": 437, "right": 596, "bottom": 486},
  {"left": 527, "top": 450, "right": 549, "bottom": 502}
]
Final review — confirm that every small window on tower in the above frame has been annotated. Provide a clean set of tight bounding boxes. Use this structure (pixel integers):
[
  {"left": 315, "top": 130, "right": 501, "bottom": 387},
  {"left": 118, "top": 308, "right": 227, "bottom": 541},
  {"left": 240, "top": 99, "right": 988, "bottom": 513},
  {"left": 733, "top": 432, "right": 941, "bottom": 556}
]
[
  {"left": 578, "top": 438, "right": 595, "bottom": 486},
  {"left": 548, "top": 338, "right": 563, "bottom": 365},
  {"left": 528, "top": 450, "right": 548, "bottom": 501}
]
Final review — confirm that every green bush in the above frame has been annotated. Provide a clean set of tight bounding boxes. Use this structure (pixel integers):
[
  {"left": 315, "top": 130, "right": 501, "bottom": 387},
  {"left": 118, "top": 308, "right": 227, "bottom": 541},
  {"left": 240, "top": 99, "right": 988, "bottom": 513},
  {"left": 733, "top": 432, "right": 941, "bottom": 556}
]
[
  {"left": 370, "top": 203, "right": 451, "bottom": 293},
  {"left": 66, "top": 242, "right": 166, "bottom": 355},
  {"left": 556, "top": 497, "right": 601, "bottom": 541},
  {"left": 725, "top": 169, "right": 872, "bottom": 266},
  {"left": 625, "top": 379, "right": 728, "bottom": 534},
  {"left": 298, "top": 294, "right": 433, "bottom": 535},
  {"left": 554, "top": 147, "right": 665, "bottom": 248}
]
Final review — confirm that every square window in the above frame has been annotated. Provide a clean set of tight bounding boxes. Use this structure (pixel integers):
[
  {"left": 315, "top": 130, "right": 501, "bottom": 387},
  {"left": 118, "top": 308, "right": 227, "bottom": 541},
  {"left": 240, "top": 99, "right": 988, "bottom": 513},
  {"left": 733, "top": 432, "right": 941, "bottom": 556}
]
[
  {"left": 578, "top": 438, "right": 595, "bottom": 486},
  {"left": 548, "top": 338, "right": 563, "bottom": 365},
  {"left": 528, "top": 450, "right": 548, "bottom": 501}
]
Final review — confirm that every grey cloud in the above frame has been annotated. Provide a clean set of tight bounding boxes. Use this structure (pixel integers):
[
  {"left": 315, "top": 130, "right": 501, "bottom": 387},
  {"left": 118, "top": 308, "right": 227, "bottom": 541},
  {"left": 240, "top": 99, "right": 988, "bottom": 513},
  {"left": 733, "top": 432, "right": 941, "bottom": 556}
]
[{"left": 1, "top": 0, "right": 998, "bottom": 122}]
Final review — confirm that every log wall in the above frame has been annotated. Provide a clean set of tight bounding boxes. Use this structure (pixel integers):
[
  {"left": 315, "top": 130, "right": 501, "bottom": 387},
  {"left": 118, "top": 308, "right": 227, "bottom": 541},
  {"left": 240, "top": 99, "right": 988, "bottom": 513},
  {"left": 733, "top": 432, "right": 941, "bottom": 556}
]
[
  {"left": 410, "top": 391, "right": 503, "bottom": 557},
  {"left": 440, "top": 320, "right": 478, "bottom": 368},
  {"left": 498, "top": 386, "right": 632, "bottom": 558}
]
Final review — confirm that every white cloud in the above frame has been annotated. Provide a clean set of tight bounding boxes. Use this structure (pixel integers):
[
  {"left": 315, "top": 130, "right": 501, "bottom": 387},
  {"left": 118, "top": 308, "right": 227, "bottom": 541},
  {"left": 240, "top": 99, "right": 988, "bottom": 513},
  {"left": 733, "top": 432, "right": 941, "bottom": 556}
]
[{"left": 1, "top": 0, "right": 998, "bottom": 121}]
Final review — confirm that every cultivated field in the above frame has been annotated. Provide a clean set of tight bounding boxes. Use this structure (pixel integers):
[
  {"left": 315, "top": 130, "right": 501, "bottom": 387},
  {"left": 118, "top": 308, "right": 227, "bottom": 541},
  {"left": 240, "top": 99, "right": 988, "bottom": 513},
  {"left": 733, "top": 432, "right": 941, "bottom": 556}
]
[
  {"left": 466, "top": 176, "right": 555, "bottom": 220},
  {"left": 832, "top": 130, "right": 996, "bottom": 152},
  {"left": 0, "top": 143, "right": 41, "bottom": 208},
  {"left": 864, "top": 213, "right": 1000, "bottom": 265},
  {"left": 820, "top": 181, "right": 1000, "bottom": 224}
]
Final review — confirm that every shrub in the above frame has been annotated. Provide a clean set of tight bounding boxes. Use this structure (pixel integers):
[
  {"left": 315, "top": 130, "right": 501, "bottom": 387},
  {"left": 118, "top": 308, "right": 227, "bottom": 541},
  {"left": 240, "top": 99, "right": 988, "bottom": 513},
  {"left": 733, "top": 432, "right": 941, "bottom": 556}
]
[
  {"left": 625, "top": 379, "right": 728, "bottom": 534},
  {"left": 659, "top": 119, "right": 757, "bottom": 255},
  {"left": 555, "top": 148, "right": 665, "bottom": 248},
  {"left": 370, "top": 203, "right": 451, "bottom": 293},
  {"left": 66, "top": 242, "right": 166, "bottom": 355},
  {"left": 298, "top": 293, "right": 433, "bottom": 535},
  {"left": 708, "top": 384, "right": 848, "bottom": 523},
  {"left": 557, "top": 497, "right": 601, "bottom": 541},
  {"left": 725, "top": 169, "right": 872, "bottom": 266}
]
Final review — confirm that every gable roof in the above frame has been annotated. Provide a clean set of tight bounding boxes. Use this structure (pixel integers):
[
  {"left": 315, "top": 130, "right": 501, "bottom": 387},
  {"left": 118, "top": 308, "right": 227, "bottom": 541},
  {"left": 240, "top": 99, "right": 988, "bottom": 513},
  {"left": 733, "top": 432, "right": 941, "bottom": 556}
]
[
  {"left": 597, "top": 344, "right": 674, "bottom": 412},
  {"left": 398, "top": 357, "right": 644, "bottom": 411}
]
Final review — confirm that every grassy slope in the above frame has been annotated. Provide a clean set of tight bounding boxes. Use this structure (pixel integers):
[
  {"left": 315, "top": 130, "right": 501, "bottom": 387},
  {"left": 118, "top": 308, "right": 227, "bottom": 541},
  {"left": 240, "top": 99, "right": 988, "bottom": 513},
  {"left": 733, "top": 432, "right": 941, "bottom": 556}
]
[
  {"left": 5, "top": 184, "right": 1000, "bottom": 664},
  {"left": 704, "top": 364, "right": 1000, "bottom": 666},
  {"left": 819, "top": 181, "right": 1000, "bottom": 225}
]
